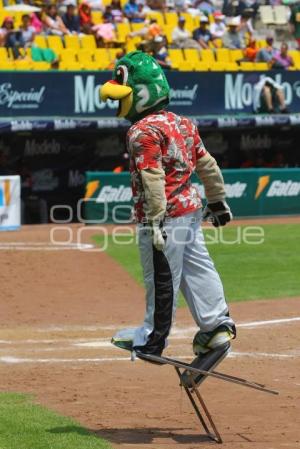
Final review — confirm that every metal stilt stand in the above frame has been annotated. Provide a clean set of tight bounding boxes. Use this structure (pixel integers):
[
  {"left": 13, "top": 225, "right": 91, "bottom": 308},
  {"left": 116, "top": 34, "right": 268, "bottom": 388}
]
[{"left": 175, "top": 366, "right": 223, "bottom": 444}]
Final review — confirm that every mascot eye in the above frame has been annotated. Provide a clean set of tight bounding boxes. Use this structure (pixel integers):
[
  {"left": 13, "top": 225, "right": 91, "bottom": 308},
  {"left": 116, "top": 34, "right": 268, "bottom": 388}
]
[{"left": 115, "top": 65, "right": 129, "bottom": 85}]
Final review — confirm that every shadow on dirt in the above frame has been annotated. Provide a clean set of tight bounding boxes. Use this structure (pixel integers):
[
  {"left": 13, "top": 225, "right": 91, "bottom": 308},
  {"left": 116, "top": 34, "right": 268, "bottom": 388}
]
[{"left": 48, "top": 426, "right": 214, "bottom": 445}]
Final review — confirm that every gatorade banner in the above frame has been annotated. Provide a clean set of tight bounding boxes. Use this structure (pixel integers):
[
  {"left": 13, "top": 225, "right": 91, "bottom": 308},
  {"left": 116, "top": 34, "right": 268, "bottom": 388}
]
[
  {"left": 84, "top": 169, "right": 300, "bottom": 223},
  {"left": 0, "top": 176, "right": 21, "bottom": 231}
]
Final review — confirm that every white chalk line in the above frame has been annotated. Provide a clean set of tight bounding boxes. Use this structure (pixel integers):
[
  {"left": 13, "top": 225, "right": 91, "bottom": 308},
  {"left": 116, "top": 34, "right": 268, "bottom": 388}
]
[
  {"left": 0, "top": 316, "right": 299, "bottom": 347},
  {"left": 22, "top": 315, "right": 300, "bottom": 335},
  {"left": 0, "top": 242, "right": 94, "bottom": 251},
  {"left": 0, "top": 351, "right": 299, "bottom": 365}
]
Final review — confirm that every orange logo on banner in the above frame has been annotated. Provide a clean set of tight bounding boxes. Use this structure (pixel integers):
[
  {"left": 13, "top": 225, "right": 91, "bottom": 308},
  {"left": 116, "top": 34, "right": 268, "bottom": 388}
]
[
  {"left": 4, "top": 180, "right": 10, "bottom": 205},
  {"left": 255, "top": 175, "right": 270, "bottom": 199},
  {"left": 85, "top": 180, "right": 100, "bottom": 199}
]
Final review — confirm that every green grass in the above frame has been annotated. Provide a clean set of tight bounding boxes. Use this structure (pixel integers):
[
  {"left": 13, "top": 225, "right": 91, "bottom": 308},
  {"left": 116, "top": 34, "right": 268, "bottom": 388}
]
[
  {"left": 93, "top": 224, "right": 300, "bottom": 303},
  {"left": 0, "top": 393, "right": 112, "bottom": 449}
]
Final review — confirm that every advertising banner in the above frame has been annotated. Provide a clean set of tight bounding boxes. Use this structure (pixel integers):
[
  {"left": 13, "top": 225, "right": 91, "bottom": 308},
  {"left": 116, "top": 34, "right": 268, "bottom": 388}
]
[
  {"left": 1, "top": 71, "right": 300, "bottom": 119},
  {"left": 84, "top": 169, "right": 300, "bottom": 222},
  {"left": 0, "top": 175, "right": 21, "bottom": 231}
]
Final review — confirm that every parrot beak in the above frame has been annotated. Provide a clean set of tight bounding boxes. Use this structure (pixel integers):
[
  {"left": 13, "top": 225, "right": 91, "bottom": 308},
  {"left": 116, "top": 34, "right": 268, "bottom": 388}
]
[{"left": 100, "top": 80, "right": 133, "bottom": 118}]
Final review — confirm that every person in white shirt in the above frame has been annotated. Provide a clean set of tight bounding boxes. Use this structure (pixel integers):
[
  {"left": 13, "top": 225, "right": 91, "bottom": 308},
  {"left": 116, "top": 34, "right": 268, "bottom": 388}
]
[
  {"left": 172, "top": 16, "right": 200, "bottom": 48},
  {"left": 210, "top": 11, "right": 226, "bottom": 40}
]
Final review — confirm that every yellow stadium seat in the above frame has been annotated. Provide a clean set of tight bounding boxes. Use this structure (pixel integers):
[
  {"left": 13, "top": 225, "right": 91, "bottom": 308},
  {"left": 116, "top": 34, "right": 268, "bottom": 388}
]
[
  {"left": 59, "top": 61, "right": 83, "bottom": 70},
  {"left": 179, "top": 60, "right": 194, "bottom": 71},
  {"left": 34, "top": 35, "right": 48, "bottom": 49},
  {"left": 0, "top": 61, "right": 15, "bottom": 70},
  {"left": 0, "top": 47, "right": 9, "bottom": 62},
  {"left": 108, "top": 48, "right": 124, "bottom": 61},
  {"left": 168, "top": 48, "right": 184, "bottom": 63},
  {"left": 77, "top": 49, "right": 93, "bottom": 63},
  {"left": 130, "top": 22, "right": 145, "bottom": 32},
  {"left": 116, "top": 22, "right": 131, "bottom": 43},
  {"left": 225, "top": 62, "right": 239, "bottom": 71},
  {"left": 254, "top": 62, "right": 269, "bottom": 71},
  {"left": 91, "top": 11, "right": 102, "bottom": 24},
  {"left": 81, "top": 35, "right": 97, "bottom": 50},
  {"left": 47, "top": 35, "right": 64, "bottom": 53},
  {"left": 257, "top": 39, "right": 267, "bottom": 49},
  {"left": 32, "top": 61, "right": 51, "bottom": 70},
  {"left": 60, "top": 49, "right": 77, "bottom": 63},
  {"left": 164, "top": 12, "right": 178, "bottom": 26},
  {"left": 200, "top": 49, "right": 215, "bottom": 63},
  {"left": 162, "top": 25, "right": 174, "bottom": 44},
  {"left": 181, "top": 13, "right": 194, "bottom": 31},
  {"left": 126, "top": 37, "right": 140, "bottom": 52},
  {"left": 14, "top": 59, "right": 33, "bottom": 70},
  {"left": 146, "top": 12, "right": 164, "bottom": 27},
  {"left": 230, "top": 49, "right": 243, "bottom": 63},
  {"left": 216, "top": 48, "right": 230, "bottom": 63},
  {"left": 94, "top": 48, "right": 110, "bottom": 69},
  {"left": 209, "top": 62, "right": 226, "bottom": 71},
  {"left": 194, "top": 61, "right": 209, "bottom": 71},
  {"left": 288, "top": 50, "right": 300, "bottom": 66},
  {"left": 81, "top": 60, "right": 101, "bottom": 70},
  {"left": 240, "top": 61, "right": 255, "bottom": 71},
  {"left": 184, "top": 48, "right": 200, "bottom": 63},
  {"left": 65, "top": 34, "right": 80, "bottom": 50}
]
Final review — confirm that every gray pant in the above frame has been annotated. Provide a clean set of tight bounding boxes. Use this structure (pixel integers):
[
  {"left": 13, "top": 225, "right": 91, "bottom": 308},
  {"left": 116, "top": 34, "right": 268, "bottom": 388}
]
[{"left": 133, "top": 208, "right": 234, "bottom": 353}]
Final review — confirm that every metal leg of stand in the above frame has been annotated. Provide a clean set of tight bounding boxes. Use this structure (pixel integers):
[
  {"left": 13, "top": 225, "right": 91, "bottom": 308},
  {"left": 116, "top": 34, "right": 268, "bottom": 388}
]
[{"left": 175, "top": 366, "right": 223, "bottom": 444}]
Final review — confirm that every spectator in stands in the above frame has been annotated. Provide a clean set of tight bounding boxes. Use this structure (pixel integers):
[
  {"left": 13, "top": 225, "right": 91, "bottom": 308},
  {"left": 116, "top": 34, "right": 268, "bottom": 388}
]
[
  {"left": 192, "top": 15, "right": 213, "bottom": 49},
  {"left": 243, "top": 36, "right": 258, "bottom": 62},
  {"left": 255, "top": 34, "right": 276, "bottom": 63},
  {"left": 222, "top": 17, "right": 243, "bottom": 49},
  {"left": 152, "top": 35, "right": 172, "bottom": 69},
  {"left": 222, "top": 0, "right": 239, "bottom": 17},
  {"left": 20, "top": 14, "right": 36, "bottom": 48},
  {"left": 0, "top": 17, "right": 24, "bottom": 59},
  {"left": 111, "top": 0, "right": 125, "bottom": 23},
  {"left": 44, "top": 5, "right": 69, "bottom": 36},
  {"left": 210, "top": 11, "right": 226, "bottom": 39},
  {"left": 172, "top": 16, "right": 200, "bottom": 48},
  {"left": 92, "top": 12, "right": 116, "bottom": 46},
  {"left": 79, "top": 1, "right": 94, "bottom": 34},
  {"left": 124, "top": 0, "right": 146, "bottom": 23},
  {"left": 253, "top": 77, "right": 287, "bottom": 113},
  {"left": 290, "top": 2, "right": 300, "bottom": 50},
  {"left": 237, "top": 8, "right": 254, "bottom": 46},
  {"left": 147, "top": 0, "right": 166, "bottom": 11},
  {"left": 271, "top": 42, "right": 294, "bottom": 70},
  {"left": 195, "top": 0, "right": 215, "bottom": 15},
  {"left": 62, "top": 4, "right": 81, "bottom": 34},
  {"left": 30, "top": 12, "right": 43, "bottom": 34},
  {"left": 88, "top": 0, "right": 104, "bottom": 11}
]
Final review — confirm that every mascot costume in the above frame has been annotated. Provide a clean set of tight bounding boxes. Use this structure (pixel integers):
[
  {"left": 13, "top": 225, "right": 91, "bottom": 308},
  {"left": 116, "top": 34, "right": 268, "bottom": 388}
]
[{"left": 100, "top": 51, "right": 236, "bottom": 375}]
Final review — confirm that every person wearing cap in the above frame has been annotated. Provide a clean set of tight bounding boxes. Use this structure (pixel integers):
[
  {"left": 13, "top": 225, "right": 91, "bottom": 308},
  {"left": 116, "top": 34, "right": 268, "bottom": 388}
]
[
  {"left": 192, "top": 15, "right": 213, "bottom": 49},
  {"left": 222, "top": 17, "right": 243, "bottom": 49},
  {"left": 210, "top": 11, "right": 226, "bottom": 40},
  {"left": 255, "top": 34, "right": 276, "bottom": 63},
  {"left": 172, "top": 16, "right": 200, "bottom": 49},
  {"left": 152, "top": 35, "right": 172, "bottom": 69}
]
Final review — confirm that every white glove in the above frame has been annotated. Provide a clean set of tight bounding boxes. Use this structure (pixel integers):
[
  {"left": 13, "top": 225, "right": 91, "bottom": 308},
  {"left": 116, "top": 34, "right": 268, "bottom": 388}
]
[{"left": 151, "top": 223, "right": 166, "bottom": 251}]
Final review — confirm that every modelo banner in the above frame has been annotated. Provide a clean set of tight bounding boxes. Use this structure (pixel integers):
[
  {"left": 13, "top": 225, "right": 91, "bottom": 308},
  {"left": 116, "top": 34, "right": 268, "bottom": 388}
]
[
  {"left": 1, "top": 71, "right": 300, "bottom": 117},
  {"left": 0, "top": 175, "right": 21, "bottom": 231},
  {"left": 84, "top": 169, "right": 300, "bottom": 222}
]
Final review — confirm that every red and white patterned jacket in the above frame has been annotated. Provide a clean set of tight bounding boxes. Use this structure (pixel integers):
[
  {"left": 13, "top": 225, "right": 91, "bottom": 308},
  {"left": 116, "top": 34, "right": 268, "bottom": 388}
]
[{"left": 127, "top": 110, "right": 207, "bottom": 222}]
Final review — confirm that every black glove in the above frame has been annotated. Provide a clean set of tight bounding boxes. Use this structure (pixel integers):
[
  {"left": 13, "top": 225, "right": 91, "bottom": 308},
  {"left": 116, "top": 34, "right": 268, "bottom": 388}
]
[{"left": 203, "top": 201, "right": 232, "bottom": 227}]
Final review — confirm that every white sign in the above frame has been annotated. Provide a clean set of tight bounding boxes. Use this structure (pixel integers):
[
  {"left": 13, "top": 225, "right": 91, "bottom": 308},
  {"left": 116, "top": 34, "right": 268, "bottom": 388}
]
[{"left": 0, "top": 175, "right": 21, "bottom": 231}]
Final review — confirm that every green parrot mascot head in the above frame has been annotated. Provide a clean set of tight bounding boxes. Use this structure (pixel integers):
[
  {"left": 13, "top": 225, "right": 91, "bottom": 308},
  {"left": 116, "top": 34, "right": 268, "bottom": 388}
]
[{"left": 100, "top": 51, "right": 170, "bottom": 122}]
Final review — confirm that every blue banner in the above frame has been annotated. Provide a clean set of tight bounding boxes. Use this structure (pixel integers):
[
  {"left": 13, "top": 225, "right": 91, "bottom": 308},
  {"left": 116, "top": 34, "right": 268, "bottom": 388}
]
[{"left": 1, "top": 71, "right": 300, "bottom": 118}]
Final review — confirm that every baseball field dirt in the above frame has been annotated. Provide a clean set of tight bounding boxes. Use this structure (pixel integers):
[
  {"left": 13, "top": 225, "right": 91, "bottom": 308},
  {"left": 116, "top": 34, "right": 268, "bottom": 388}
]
[{"left": 0, "top": 219, "right": 299, "bottom": 449}]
